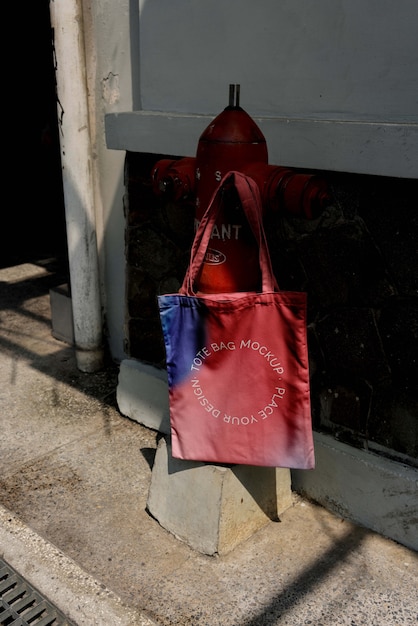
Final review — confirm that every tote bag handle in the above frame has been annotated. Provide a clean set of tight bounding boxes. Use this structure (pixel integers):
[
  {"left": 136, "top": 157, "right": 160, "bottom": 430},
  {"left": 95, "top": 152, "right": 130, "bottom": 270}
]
[{"left": 181, "top": 171, "right": 279, "bottom": 295}]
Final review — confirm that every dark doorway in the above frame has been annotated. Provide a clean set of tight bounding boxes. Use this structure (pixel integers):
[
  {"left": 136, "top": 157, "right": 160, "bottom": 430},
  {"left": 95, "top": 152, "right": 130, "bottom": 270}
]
[{"left": 1, "top": 2, "right": 67, "bottom": 271}]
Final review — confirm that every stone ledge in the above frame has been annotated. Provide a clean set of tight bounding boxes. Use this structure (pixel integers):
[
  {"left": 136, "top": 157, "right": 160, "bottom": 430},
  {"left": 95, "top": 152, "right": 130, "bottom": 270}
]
[
  {"left": 291, "top": 432, "right": 418, "bottom": 551},
  {"left": 105, "top": 111, "right": 418, "bottom": 179},
  {"left": 117, "top": 359, "right": 417, "bottom": 551},
  {"left": 116, "top": 359, "right": 170, "bottom": 434}
]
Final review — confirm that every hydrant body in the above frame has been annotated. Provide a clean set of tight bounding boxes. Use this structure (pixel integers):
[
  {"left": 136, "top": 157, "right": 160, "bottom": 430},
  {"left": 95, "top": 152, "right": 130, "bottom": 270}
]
[
  {"left": 152, "top": 85, "right": 330, "bottom": 293},
  {"left": 193, "top": 90, "right": 268, "bottom": 293}
]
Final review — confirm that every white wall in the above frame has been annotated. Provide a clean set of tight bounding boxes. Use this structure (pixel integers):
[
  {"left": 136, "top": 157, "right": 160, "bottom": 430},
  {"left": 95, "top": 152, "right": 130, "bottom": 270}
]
[{"left": 86, "top": 0, "right": 134, "bottom": 361}]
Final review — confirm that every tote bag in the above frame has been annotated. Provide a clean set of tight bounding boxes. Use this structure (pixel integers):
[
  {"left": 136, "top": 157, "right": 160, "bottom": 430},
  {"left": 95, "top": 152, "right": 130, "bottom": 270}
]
[{"left": 158, "top": 171, "right": 315, "bottom": 469}]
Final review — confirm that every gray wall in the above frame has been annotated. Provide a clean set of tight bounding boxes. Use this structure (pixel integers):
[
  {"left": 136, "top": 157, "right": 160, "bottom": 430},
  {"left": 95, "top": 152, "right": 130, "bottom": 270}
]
[{"left": 138, "top": 0, "right": 417, "bottom": 122}]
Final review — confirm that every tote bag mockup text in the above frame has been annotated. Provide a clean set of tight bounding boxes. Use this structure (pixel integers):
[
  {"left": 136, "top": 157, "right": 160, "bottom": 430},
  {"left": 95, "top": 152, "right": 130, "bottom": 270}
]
[{"left": 158, "top": 172, "right": 315, "bottom": 469}]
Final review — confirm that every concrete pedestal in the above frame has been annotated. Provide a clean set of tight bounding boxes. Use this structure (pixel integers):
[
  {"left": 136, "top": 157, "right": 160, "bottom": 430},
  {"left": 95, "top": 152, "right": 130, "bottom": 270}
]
[
  {"left": 147, "top": 436, "right": 293, "bottom": 556},
  {"left": 117, "top": 359, "right": 293, "bottom": 555}
]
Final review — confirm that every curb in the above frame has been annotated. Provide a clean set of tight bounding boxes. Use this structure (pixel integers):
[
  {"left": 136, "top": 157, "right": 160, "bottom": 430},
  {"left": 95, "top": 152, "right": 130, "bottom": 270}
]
[{"left": 0, "top": 505, "right": 159, "bottom": 626}]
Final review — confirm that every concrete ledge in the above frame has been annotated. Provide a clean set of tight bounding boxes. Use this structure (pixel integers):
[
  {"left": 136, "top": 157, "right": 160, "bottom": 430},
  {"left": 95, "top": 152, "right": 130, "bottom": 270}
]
[
  {"left": 147, "top": 436, "right": 292, "bottom": 555},
  {"left": 291, "top": 432, "right": 418, "bottom": 551},
  {"left": 116, "top": 359, "right": 170, "bottom": 433},
  {"left": 116, "top": 360, "right": 417, "bottom": 552},
  {"left": 105, "top": 111, "right": 418, "bottom": 179}
]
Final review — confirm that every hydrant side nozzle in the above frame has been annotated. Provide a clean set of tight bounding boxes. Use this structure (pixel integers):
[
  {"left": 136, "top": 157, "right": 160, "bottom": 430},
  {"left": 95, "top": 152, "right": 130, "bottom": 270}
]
[
  {"left": 304, "top": 187, "right": 333, "bottom": 220},
  {"left": 151, "top": 157, "right": 197, "bottom": 200}
]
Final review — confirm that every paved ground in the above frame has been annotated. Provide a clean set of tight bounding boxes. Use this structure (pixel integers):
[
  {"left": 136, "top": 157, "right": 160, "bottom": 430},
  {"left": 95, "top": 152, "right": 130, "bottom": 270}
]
[{"left": 0, "top": 257, "right": 417, "bottom": 625}]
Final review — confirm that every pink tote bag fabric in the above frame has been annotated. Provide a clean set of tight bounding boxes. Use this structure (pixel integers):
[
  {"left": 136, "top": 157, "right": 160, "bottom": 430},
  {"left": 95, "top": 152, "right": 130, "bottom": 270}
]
[{"left": 158, "top": 171, "right": 315, "bottom": 469}]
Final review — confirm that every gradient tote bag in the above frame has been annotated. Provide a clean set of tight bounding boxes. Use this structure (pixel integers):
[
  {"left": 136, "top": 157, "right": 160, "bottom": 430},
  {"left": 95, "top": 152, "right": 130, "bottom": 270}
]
[{"left": 158, "top": 171, "right": 315, "bottom": 469}]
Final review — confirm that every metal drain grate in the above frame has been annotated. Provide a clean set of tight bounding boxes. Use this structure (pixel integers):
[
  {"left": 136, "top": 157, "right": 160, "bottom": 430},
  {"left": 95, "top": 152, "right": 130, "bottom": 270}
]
[{"left": 0, "top": 558, "right": 75, "bottom": 625}]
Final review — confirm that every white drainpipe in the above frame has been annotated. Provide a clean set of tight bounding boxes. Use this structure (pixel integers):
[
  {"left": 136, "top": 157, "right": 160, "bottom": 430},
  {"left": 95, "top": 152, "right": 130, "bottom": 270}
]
[{"left": 49, "top": 0, "right": 104, "bottom": 372}]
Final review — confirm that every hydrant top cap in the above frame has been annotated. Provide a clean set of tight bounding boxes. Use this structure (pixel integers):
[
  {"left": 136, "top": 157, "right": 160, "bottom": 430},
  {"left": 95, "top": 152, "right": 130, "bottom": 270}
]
[{"left": 199, "top": 106, "right": 267, "bottom": 145}]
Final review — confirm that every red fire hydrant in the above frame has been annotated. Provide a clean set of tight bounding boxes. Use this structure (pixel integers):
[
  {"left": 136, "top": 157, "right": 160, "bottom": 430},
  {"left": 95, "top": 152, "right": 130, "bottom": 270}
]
[{"left": 152, "top": 85, "right": 331, "bottom": 293}]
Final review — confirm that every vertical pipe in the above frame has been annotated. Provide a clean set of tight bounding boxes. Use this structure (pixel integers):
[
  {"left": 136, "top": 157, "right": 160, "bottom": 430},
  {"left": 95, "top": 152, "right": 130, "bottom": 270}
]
[
  {"left": 228, "top": 84, "right": 240, "bottom": 108},
  {"left": 50, "top": 0, "right": 104, "bottom": 372}
]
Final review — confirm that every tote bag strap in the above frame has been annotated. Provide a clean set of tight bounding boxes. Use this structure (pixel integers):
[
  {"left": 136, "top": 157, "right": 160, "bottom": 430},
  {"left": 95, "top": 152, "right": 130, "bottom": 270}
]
[{"left": 181, "top": 171, "right": 279, "bottom": 295}]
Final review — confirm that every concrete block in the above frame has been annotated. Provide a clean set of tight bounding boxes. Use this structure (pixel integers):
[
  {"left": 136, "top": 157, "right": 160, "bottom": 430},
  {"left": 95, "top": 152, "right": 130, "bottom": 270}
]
[
  {"left": 291, "top": 432, "right": 418, "bottom": 551},
  {"left": 49, "top": 284, "right": 74, "bottom": 345},
  {"left": 116, "top": 359, "right": 170, "bottom": 433},
  {"left": 147, "top": 436, "right": 292, "bottom": 555}
]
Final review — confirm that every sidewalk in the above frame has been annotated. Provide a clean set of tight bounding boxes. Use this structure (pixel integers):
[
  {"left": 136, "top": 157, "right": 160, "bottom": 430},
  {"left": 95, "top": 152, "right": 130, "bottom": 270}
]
[{"left": 0, "top": 257, "right": 417, "bottom": 626}]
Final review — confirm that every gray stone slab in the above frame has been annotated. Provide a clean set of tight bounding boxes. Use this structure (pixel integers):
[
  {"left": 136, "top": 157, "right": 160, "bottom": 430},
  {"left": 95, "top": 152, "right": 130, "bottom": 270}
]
[
  {"left": 292, "top": 432, "right": 418, "bottom": 552},
  {"left": 117, "top": 359, "right": 170, "bottom": 434}
]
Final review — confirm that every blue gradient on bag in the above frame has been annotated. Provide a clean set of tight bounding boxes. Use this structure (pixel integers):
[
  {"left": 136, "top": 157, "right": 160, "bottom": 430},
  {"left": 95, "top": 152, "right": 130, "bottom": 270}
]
[{"left": 158, "top": 295, "right": 207, "bottom": 387}]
